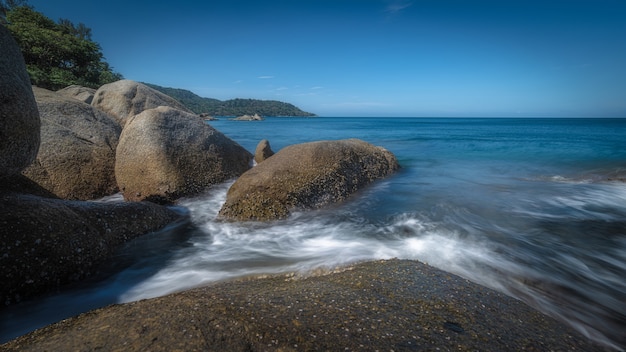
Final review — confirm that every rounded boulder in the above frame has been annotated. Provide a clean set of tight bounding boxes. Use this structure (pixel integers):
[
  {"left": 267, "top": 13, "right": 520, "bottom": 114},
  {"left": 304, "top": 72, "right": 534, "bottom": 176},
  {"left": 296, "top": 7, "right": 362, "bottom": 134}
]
[
  {"left": 22, "top": 87, "right": 121, "bottom": 200},
  {"left": 219, "top": 139, "right": 399, "bottom": 221},
  {"left": 91, "top": 80, "right": 192, "bottom": 127},
  {"left": 115, "top": 106, "right": 252, "bottom": 203},
  {"left": 0, "top": 25, "right": 40, "bottom": 179},
  {"left": 254, "top": 139, "right": 274, "bottom": 164}
]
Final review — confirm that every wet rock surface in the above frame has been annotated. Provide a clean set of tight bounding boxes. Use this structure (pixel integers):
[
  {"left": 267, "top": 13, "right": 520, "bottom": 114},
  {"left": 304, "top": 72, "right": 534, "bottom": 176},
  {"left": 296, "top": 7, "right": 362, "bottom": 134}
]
[
  {"left": 1, "top": 259, "right": 608, "bottom": 351},
  {"left": 0, "top": 192, "right": 186, "bottom": 306}
]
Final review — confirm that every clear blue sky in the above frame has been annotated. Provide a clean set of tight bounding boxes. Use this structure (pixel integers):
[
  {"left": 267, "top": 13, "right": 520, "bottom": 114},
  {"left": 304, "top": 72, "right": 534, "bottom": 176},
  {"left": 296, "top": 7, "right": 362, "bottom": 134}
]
[{"left": 28, "top": 0, "right": 626, "bottom": 117}]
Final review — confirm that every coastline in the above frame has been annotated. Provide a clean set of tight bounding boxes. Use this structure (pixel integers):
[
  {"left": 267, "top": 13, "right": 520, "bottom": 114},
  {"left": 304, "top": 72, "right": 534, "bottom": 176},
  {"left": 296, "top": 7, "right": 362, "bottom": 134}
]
[{"left": 1, "top": 259, "right": 611, "bottom": 351}]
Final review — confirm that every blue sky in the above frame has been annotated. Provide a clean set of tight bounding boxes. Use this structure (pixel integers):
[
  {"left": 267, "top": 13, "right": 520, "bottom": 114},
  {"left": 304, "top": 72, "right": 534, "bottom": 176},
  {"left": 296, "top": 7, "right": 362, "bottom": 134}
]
[{"left": 28, "top": 0, "right": 626, "bottom": 117}]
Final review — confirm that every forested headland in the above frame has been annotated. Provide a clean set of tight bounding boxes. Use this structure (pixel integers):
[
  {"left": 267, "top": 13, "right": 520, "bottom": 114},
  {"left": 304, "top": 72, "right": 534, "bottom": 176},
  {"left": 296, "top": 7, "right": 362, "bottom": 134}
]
[
  {"left": 1, "top": 0, "right": 315, "bottom": 116},
  {"left": 145, "top": 83, "right": 316, "bottom": 117}
]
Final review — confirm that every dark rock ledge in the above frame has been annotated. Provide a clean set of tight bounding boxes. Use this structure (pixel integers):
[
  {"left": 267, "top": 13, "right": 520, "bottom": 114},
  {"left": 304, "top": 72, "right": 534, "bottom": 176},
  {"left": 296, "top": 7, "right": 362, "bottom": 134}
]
[
  {"left": 0, "top": 191, "right": 187, "bottom": 306},
  {"left": 1, "top": 259, "right": 608, "bottom": 351}
]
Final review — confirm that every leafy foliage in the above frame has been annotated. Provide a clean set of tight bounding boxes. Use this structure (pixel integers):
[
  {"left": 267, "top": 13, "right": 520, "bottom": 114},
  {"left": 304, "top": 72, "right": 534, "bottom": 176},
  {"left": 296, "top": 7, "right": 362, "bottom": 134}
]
[
  {"left": 4, "top": 4, "right": 122, "bottom": 90},
  {"left": 0, "top": 0, "right": 27, "bottom": 15},
  {"left": 145, "top": 83, "right": 316, "bottom": 117}
]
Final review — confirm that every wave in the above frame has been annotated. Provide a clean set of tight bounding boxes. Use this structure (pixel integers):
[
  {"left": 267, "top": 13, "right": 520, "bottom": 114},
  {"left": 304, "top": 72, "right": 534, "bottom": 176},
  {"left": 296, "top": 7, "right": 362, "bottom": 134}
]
[
  {"left": 108, "top": 184, "right": 623, "bottom": 348},
  {"left": 2, "top": 177, "right": 625, "bottom": 349},
  {"left": 532, "top": 167, "right": 626, "bottom": 185}
]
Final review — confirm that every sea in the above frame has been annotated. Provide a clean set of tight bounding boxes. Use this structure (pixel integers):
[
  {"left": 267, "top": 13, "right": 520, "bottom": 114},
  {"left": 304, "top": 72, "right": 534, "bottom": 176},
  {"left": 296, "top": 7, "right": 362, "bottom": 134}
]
[{"left": 1, "top": 117, "right": 625, "bottom": 349}]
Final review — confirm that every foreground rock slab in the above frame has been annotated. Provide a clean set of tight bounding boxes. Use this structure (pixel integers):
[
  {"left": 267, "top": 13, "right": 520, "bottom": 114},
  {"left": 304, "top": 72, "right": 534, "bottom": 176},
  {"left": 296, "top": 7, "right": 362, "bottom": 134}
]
[
  {"left": 0, "top": 192, "right": 186, "bottom": 305},
  {"left": 219, "top": 139, "right": 399, "bottom": 221},
  {"left": 1, "top": 259, "right": 606, "bottom": 351}
]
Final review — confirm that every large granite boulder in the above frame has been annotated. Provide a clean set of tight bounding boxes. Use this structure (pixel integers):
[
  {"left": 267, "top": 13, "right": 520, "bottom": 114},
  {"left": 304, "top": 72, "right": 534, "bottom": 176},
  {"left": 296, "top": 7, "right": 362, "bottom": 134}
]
[
  {"left": 115, "top": 106, "right": 252, "bottom": 203},
  {"left": 219, "top": 139, "right": 399, "bottom": 221},
  {"left": 0, "top": 25, "right": 40, "bottom": 179},
  {"left": 22, "top": 87, "right": 121, "bottom": 200},
  {"left": 91, "top": 80, "right": 192, "bottom": 127},
  {"left": 0, "top": 192, "right": 186, "bottom": 305},
  {"left": 56, "top": 85, "right": 96, "bottom": 104}
]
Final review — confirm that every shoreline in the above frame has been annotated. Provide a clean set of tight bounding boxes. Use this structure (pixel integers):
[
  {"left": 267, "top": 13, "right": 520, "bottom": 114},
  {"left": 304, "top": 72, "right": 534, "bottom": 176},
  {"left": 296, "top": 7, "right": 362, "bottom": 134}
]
[{"left": 1, "top": 259, "right": 612, "bottom": 351}]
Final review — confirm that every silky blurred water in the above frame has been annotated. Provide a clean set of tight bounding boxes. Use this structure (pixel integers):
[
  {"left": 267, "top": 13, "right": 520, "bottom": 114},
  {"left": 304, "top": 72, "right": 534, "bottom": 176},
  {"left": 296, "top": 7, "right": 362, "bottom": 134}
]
[{"left": 2, "top": 117, "right": 625, "bottom": 349}]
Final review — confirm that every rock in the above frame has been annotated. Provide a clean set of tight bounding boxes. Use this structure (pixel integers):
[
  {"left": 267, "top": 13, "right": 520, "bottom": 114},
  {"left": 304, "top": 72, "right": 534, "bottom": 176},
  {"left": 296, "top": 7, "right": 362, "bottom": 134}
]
[
  {"left": 0, "top": 25, "right": 40, "bottom": 179},
  {"left": 22, "top": 87, "right": 121, "bottom": 200},
  {"left": 115, "top": 106, "right": 252, "bottom": 203},
  {"left": 91, "top": 80, "right": 192, "bottom": 127},
  {"left": 254, "top": 139, "right": 274, "bottom": 163},
  {"left": 219, "top": 139, "right": 399, "bottom": 221},
  {"left": 56, "top": 85, "right": 96, "bottom": 104},
  {"left": 0, "top": 192, "right": 187, "bottom": 306},
  {"left": 199, "top": 112, "right": 218, "bottom": 121},
  {"left": 0, "top": 259, "right": 607, "bottom": 351},
  {"left": 231, "top": 113, "right": 263, "bottom": 121},
  {"left": 0, "top": 174, "right": 59, "bottom": 199}
]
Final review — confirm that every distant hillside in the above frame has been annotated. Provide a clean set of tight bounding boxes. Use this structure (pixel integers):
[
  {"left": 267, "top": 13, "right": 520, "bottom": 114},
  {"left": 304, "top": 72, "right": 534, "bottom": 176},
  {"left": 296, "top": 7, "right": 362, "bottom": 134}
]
[{"left": 144, "top": 83, "right": 316, "bottom": 117}]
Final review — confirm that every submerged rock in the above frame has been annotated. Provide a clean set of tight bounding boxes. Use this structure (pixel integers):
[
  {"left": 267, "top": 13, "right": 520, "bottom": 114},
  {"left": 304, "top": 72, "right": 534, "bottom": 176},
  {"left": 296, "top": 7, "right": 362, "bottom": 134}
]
[
  {"left": 0, "top": 259, "right": 606, "bottom": 351},
  {"left": 22, "top": 87, "right": 121, "bottom": 200},
  {"left": 0, "top": 192, "right": 186, "bottom": 306},
  {"left": 91, "top": 80, "right": 192, "bottom": 127},
  {"left": 0, "top": 25, "right": 40, "bottom": 179},
  {"left": 115, "top": 106, "right": 252, "bottom": 203},
  {"left": 219, "top": 139, "right": 399, "bottom": 221}
]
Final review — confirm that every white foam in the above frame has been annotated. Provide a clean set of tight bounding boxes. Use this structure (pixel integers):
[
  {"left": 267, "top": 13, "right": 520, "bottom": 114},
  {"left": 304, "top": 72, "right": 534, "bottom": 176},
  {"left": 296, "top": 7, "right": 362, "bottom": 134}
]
[{"left": 110, "top": 185, "right": 625, "bottom": 350}]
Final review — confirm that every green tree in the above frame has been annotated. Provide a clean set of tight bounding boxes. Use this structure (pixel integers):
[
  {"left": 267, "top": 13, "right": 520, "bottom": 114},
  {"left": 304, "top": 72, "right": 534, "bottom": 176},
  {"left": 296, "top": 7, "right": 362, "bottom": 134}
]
[
  {"left": 58, "top": 18, "right": 92, "bottom": 40},
  {"left": 0, "top": 0, "right": 28, "bottom": 15},
  {"left": 4, "top": 4, "right": 122, "bottom": 90}
]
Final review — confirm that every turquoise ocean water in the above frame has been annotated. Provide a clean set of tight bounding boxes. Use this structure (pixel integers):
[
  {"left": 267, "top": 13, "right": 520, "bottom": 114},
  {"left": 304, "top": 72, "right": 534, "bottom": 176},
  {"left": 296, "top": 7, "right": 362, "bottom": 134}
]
[{"left": 2, "top": 117, "right": 625, "bottom": 349}]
